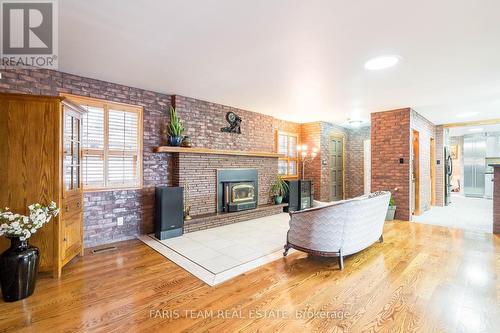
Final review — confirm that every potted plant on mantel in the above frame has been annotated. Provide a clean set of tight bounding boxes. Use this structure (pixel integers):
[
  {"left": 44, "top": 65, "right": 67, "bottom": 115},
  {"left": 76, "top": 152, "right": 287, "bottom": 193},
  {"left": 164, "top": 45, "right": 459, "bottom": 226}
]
[
  {"left": 167, "top": 106, "right": 185, "bottom": 146},
  {"left": 270, "top": 176, "right": 289, "bottom": 205},
  {"left": 0, "top": 202, "right": 59, "bottom": 302}
]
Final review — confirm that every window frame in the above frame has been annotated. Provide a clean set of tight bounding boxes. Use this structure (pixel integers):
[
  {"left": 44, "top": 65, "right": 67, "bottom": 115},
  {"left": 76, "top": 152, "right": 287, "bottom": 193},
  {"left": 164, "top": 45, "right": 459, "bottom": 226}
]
[
  {"left": 61, "top": 94, "right": 144, "bottom": 192},
  {"left": 276, "top": 130, "right": 299, "bottom": 179}
]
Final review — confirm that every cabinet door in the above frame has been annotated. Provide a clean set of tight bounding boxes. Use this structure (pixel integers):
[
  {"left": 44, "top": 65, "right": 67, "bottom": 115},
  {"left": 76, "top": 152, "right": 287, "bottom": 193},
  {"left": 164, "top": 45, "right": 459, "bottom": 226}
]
[
  {"left": 63, "top": 107, "right": 83, "bottom": 197},
  {"left": 62, "top": 212, "right": 83, "bottom": 261}
]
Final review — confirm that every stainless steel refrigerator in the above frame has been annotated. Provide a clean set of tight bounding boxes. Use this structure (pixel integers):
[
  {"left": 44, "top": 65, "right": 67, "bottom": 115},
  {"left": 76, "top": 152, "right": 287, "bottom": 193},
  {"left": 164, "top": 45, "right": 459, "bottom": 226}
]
[
  {"left": 463, "top": 134, "right": 486, "bottom": 198},
  {"left": 444, "top": 146, "right": 453, "bottom": 205}
]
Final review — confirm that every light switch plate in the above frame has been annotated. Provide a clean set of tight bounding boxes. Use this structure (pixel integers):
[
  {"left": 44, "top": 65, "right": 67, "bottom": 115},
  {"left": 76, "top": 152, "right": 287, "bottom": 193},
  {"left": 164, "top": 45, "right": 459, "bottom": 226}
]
[{"left": 117, "top": 217, "right": 124, "bottom": 226}]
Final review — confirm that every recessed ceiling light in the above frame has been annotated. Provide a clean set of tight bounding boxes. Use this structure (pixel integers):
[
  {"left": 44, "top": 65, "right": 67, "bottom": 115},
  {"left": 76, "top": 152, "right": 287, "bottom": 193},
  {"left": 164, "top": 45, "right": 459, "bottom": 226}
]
[
  {"left": 457, "top": 112, "right": 479, "bottom": 118},
  {"left": 468, "top": 127, "right": 484, "bottom": 132},
  {"left": 364, "top": 55, "right": 401, "bottom": 71}
]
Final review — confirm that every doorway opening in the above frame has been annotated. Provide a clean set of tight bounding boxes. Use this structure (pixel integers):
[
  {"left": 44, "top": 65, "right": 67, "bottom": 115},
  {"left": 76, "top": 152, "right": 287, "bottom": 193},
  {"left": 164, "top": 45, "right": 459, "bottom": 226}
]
[
  {"left": 413, "top": 119, "right": 500, "bottom": 233},
  {"left": 363, "top": 139, "right": 371, "bottom": 195}
]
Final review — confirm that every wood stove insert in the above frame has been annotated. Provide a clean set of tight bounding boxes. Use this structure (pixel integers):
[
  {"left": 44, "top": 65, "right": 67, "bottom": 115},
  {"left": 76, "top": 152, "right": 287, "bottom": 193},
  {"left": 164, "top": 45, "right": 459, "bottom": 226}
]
[
  {"left": 222, "top": 181, "right": 257, "bottom": 212},
  {"left": 217, "top": 169, "right": 258, "bottom": 213}
]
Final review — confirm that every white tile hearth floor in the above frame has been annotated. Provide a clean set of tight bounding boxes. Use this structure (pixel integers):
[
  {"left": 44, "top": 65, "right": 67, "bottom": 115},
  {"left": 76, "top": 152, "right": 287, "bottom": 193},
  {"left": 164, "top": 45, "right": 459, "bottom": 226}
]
[{"left": 138, "top": 213, "right": 295, "bottom": 286}]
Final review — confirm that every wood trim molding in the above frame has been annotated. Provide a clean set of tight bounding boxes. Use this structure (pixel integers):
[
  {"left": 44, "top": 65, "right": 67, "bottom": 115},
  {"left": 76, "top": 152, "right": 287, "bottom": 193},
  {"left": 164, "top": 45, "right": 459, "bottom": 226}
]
[
  {"left": 61, "top": 93, "right": 144, "bottom": 191},
  {"left": 276, "top": 130, "right": 300, "bottom": 177},
  {"left": 443, "top": 118, "right": 500, "bottom": 128},
  {"left": 154, "top": 146, "right": 284, "bottom": 158}
]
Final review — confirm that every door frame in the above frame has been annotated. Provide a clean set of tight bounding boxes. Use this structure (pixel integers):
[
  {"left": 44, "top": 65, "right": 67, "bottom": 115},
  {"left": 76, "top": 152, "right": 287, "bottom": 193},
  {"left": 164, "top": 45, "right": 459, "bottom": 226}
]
[
  {"left": 412, "top": 130, "right": 421, "bottom": 215},
  {"left": 329, "top": 133, "right": 346, "bottom": 201},
  {"left": 430, "top": 137, "right": 436, "bottom": 206},
  {"left": 363, "top": 139, "right": 371, "bottom": 195}
]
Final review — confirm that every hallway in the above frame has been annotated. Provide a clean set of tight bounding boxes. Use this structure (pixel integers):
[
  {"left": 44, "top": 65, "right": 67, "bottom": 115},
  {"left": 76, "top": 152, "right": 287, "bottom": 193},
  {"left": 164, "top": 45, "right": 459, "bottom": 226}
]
[{"left": 413, "top": 194, "right": 493, "bottom": 233}]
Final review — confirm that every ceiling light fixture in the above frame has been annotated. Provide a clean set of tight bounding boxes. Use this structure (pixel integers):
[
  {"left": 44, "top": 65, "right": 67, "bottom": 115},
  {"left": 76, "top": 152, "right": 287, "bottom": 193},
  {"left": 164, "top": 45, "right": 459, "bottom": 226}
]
[
  {"left": 468, "top": 127, "right": 484, "bottom": 132},
  {"left": 364, "top": 55, "right": 401, "bottom": 71},
  {"left": 457, "top": 112, "right": 479, "bottom": 118},
  {"left": 348, "top": 119, "right": 364, "bottom": 128}
]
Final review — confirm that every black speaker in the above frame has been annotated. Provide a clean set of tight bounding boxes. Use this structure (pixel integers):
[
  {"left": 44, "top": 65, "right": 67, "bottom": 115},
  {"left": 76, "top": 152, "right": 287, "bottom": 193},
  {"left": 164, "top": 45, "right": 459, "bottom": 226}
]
[
  {"left": 284, "top": 180, "right": 300, "bottom": 212},
  {"left": 155, "top": 186, "right": 184, "bottom": 240},
  {"left": 284, "top": 180, "right": 312, "bottom": 212},
  {"left": 299, "top": 180, "right": 312, "bottom": 210}
]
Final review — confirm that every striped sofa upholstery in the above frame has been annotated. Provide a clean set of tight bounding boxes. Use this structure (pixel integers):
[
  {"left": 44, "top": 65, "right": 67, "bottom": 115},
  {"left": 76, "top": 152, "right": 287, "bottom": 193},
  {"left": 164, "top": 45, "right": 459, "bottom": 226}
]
[{"left": 283, "top": 191, "right": 390, "bottom": 269}]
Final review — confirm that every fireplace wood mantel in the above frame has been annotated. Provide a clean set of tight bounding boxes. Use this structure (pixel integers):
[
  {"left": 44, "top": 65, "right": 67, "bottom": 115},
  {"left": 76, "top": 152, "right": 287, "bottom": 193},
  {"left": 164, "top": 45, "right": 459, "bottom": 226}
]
[{"left": 154, "top": 146, "right": 284, "bottom": 158}]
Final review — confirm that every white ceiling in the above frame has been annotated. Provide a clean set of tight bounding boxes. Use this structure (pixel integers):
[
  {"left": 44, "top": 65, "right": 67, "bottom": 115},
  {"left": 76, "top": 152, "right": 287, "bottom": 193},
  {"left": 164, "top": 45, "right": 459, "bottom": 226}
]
[{"left": 59, "top": 0, "right": 500, "bottom": 125}]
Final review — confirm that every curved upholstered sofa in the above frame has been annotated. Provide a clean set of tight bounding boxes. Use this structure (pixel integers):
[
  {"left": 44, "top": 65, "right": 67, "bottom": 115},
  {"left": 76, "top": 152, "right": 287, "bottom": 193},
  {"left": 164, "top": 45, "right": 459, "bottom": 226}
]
[{"left": 283, "top": 191, "right": 390, "bottom": 269}]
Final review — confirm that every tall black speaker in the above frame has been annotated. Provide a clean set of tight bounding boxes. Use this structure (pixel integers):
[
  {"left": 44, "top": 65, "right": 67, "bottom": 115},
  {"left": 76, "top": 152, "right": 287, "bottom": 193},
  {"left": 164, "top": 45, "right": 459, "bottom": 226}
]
[
  {"left": 284, "top": 180, "right": 300, "bottom": 212},
  {"left": 284, "top": 180, "right": 312, "bottom": 212},
  {"left": 299, "top": 180, "right": 312, "bottom": 210},
  {"left": 155, "top": 186, "right": 184, "bottom": 240}
]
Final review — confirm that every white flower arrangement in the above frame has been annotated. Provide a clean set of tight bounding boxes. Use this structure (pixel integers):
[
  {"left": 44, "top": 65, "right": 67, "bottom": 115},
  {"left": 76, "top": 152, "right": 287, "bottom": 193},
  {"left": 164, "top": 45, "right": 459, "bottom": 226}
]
[{"left": 0, "top": 202, "right": 59, "bottom": 241}]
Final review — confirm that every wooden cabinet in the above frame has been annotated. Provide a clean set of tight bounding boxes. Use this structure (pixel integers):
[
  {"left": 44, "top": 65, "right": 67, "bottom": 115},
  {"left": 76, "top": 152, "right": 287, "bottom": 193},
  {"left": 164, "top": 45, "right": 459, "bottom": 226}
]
[{"left": 0, "top": 93, "right": 86, "bottom": 277}]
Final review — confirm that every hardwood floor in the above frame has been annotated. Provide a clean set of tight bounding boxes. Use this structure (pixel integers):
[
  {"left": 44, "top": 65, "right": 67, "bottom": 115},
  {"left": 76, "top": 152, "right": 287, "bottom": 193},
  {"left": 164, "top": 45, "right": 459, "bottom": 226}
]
[{"left": 0, "top": 221, "right": 499, "bottom": 333}]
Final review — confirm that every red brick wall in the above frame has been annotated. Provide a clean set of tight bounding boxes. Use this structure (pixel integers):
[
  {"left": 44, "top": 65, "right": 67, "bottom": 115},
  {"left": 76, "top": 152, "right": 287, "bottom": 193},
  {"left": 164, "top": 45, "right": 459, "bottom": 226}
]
[
  {"left": 371, "top": 108, "right": 411, "bottom": 221},
  {"left": 173, "top": 95, "right": 275, "bottom": 152},
  {"left": 494, "top": 167, "right": 500, "bottom": 234},
  {"left": 300, "top": 122, "right": 322, "bottom": 199}
]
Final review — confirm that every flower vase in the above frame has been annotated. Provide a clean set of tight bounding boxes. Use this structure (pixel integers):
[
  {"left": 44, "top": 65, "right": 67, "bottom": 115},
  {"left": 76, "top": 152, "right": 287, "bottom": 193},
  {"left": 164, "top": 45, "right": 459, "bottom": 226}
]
[{"left": 0, "top": 237, "right": 40, "bottom": 302}]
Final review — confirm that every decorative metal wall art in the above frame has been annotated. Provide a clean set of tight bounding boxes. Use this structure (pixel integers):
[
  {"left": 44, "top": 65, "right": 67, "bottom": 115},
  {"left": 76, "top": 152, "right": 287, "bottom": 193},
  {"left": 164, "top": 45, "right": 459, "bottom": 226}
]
[{"left": 220, "top": 111, "right": 242, "bottom": 134}]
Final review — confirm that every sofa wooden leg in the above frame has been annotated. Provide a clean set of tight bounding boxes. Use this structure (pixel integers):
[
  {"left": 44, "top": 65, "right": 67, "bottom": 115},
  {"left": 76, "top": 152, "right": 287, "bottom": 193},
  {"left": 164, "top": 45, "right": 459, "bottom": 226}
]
[
  {"left": 338, "top": 248, "right": 344, "bottom": 270},
  {"left": 379, "top": 235, "right": 384, "bottom": 243},
  {"left": 283, "top": 244, "right": 290, "bottom": 256}
]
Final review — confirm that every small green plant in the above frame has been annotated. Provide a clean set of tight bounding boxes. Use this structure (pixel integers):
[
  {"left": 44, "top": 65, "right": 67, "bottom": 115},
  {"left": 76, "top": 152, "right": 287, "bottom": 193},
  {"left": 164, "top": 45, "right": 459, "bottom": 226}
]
[
  {"left": 168, "top": 106, "right": 184, "bottom": 137},
  {"left": 270, "top": 176, "right": 289, "bottom": 198},
  {"left": 389, "top": 197, "right": 396, "bottom": 207}
]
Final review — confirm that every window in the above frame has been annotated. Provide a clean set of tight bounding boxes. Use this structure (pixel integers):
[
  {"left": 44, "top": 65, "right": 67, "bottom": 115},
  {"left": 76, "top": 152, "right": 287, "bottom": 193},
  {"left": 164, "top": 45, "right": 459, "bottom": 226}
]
[
  {"left": 277, "top": 131, "right": 298, "bottom": 177},
  {"left": 64, "top": 95, "right": 143, "bottom": 190}
]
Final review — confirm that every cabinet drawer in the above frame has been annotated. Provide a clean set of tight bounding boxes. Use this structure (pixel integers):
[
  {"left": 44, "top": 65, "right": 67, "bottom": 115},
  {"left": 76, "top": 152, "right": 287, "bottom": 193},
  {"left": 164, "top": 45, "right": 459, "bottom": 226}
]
[{"left": 62, "top": 196, "right": 83, "bottom": 218}]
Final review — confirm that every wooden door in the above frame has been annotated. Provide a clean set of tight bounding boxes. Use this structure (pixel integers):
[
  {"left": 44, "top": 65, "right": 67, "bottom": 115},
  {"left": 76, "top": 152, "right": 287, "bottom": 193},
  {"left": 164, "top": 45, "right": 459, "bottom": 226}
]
[
  {"left": 61, "top": 105, "right": 84, "bottom": 262},
  {"left": 329, "top": 135, "right": 345, "bottom": 201},
  {"left": 430, "top": 138, "right": 436, "bottom": 205},
  {"left": 412, "top": 130, "right": 420, "bottom": 215}
]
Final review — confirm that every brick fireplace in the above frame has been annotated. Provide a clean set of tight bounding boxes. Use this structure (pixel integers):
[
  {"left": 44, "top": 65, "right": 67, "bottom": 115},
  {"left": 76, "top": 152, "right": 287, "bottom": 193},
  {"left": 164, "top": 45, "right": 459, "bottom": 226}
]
[
  {"left": 171, "top": 153, "right": 278, "bottom": 216},
  {"left": 166, "top": 151, "right": 283, "bottom": 231}
]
